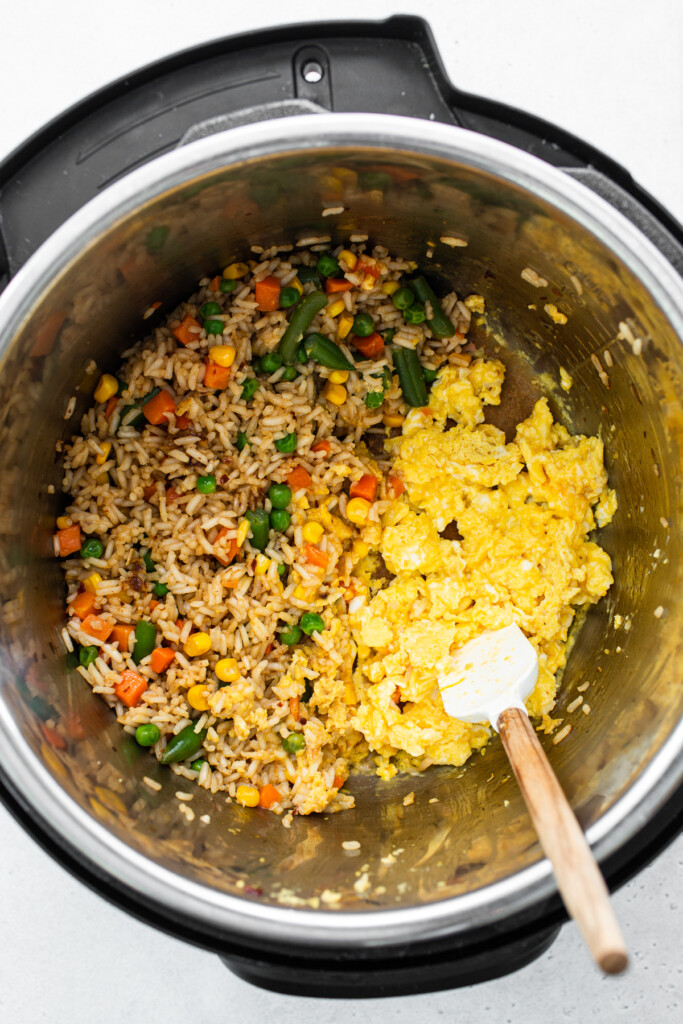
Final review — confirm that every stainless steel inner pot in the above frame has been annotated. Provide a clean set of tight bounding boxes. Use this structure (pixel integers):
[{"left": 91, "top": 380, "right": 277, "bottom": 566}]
[{"left": 0, "top": 114, "right": 682, "bottom": 950}]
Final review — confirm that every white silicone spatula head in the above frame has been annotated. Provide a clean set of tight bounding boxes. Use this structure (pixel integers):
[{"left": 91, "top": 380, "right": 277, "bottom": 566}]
[{"left": 439, "top": 623, "right": 538, "bottom": 729}]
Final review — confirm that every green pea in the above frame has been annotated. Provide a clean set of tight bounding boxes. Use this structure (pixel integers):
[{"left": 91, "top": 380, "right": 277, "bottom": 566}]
[
  {"left": 190, "top": 758, "right": 207, "bottom": 772},
  {"left": 300, "top": 612, "right": 325, "bottom": 635},
  {"left": 274, "top": 432, "right": 297, "bottom": 453},
  {"left": 277, "top": 563, "right": 288, "bottom": 580},
  {"left": 365, "top": 390, "right": 384, "bottom": 409},
  {"left": 197, "top": 474, "right": 217, "bottom": 494},
  {"left": 141, "top": 549, "right": 155, "bottom": 573},
  {"left": 316, "top": 253, "right": 341, "bottom": 279},
  {"left": 298, "top": 266, "right": 321, "bottom": 285},
  {"left": 267, "top": 483, "right": 292, "bottom": 509},
  {"left": 259, "top": 352, "right": 283, "bottom": 374},
  {"left": 423, "top": 366, "right": 439, "bottom": 384},
  {"left": 204, "top": 319, "right": 225, "bottom": 336},
  {"left": 80, "top": 538, "right": 104, "bottom": 560},
  {"left": 241, "top": 378, "right": 259, "bottom": 402},
  {"left": 281, "top": 732, "right": 306, "bottom": 754},
  {"left": 352, "top": 312, "right": 375, "bottom": 337},
  {"left": 270, "top": 508, "right": 291, "bottom": 532},
  {"left": 200, "top": 302, "right": 222, "bottom": 318},
  {"left": 403, "top": 303, "right": 426, "bottom": 325},
  {"left": 220, "top": 279, "right": 237, "bottom": 294},
  {"left": 392, "top": 287, "right": 415, "bottom": 311},
  {"left": 79, "top": 645, "right": 98, "bottom": 667},
  {"left": 280, "top": 286, "right": 300, "bottom": 308},
  {"left": 236, "top": 431, "right": 249, "bottom": 451},
  {"left": 135, "top": 723, "right": 160, "bottom": 747},
  {"left": 152, "top": 582, "right": 169, "bottom": 597},
  {"left": 279, "top": 624, "right": 302, "bottom": 646},
  {"left": 279, "top": 366, "right": 298, "bottom": 382}
]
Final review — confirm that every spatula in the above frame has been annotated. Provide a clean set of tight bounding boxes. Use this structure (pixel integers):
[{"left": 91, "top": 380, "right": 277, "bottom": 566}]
[{"left": 439, "top": 623, "right": 628, "bottom": 974}]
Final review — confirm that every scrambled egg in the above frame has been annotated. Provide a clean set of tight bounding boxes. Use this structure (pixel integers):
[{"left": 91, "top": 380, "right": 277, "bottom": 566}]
[{"left": 351, "top": 358, "right": 616, "bottom": 768}]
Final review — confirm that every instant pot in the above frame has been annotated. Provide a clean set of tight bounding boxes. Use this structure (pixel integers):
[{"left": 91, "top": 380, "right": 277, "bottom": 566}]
[{"left": 0, "top": 17, "right": 681, "bottom": 997}]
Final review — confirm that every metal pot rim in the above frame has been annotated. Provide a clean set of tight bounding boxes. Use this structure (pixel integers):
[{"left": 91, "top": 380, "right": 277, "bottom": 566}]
[{"left": 1, "top": 113, "right": 682, "bottom": 948}]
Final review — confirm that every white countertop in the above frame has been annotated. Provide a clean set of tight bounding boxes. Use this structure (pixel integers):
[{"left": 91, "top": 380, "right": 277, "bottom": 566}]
[{"left": 1, "top": 1, "right": 682, "bottom": 1020}]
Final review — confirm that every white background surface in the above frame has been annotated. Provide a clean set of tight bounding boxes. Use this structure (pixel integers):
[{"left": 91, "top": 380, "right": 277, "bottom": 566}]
[{"left": 1, "top": 1, "right": 682, "bottom": 1021}]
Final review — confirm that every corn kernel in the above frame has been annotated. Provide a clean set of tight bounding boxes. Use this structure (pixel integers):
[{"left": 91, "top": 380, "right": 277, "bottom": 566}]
[
  {"left": 381, "top": 281, "right": 400, "bottom": 296},
  {"left": 187, "top": 684, "right": 210, "bottom": 711},
  {"left": 383, "top": 413, "right": 405, "bottom": 428},
  {"left": 254, "top": 554, "right": 270, "bottom": 576},
  {"left": 338, "top": 249, "right": 357, "bottom": 270},
  {"left": 346, "top": 497, "right": 372, "bottom": 526},
  {"left": 329, "top": 370, "right": 349, "bottom": 384},
  {"left": 327, "top": 299, "right": 346, "bottom": 318},
  {"left": 235, "top": 784, "right": 260, "bottom": 807},
  {"left": 215, "top": 657, "right": 240, "bottom": 683},
  {"left": 318, "top": 174, "right": 344, "bottom": 196},
  {"left": 183, "top": 632, "right": 212, "bottom": 657},
  {"left": 223, "top": 262, "right": 248, "bottom": 280},
  {"left": 294, "top": 583, "right": 317, "bottom": 601},
  {"left": 291, "top": 277, "right": 303, "bottom": 295},
  {"left": 208, "top": 345, "right": 236, "bottom": 368},
  {"left": 337, "top": 312, "right": 354, "bottom": 340},
  {"left": 344, "top": 681, "right": 357, "bottom": 705},
  {"left": 322, "top": 382, "right": 347, "bottom": 406},
  {"left": 331, "top": 167, "right": 358, "bottom": 187},
  {"left": 352, "top": 539, "right": 369, "bottom": 560},
  {"left": 235, "top": 519, "right": 250, "bottom": 547},
  {"left": 95, "top": 441, "right": 112, "bottom": 465},
  {"left": 302, "top": 521, "right": 324, "bottom": 544},
  {"left": 93, "top": 374, "right": 118, "bottom": 403},
  {"left": 361, "top": 274, "right": 376, "bottom": 292},
  {"left": 84, "top": 573, "right": 102, "bottom": 594},
  {"left": 95, "top": 472, "right": 109, "bottom": 486},
  {"left": 56, "top": 516, "right": 71, "bottom": 530}
]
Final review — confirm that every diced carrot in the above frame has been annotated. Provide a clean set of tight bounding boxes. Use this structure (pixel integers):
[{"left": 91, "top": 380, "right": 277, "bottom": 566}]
[
  {"left": 114, "top": 669, "right": 148, "bottom": 708},
  {"left": 289, "top": 696, "right": 301, "bottom": 722},
  {"left": 105, "top": 396, "right": 118, "bottom": 421},
  {"left": 350, "top": 331, "right": 384, "bottom": 358},
  {"left": 325, "top": 278, "right": 353, "bottom": 294},
  {"left": 143, "top": 483, "right": 158, "bottom": 502},
  {"left": 350, "top": 473, "right": 378, "bottom": 502},
  {"left": 175, "top": 618, "right": 184, "bottom": 630},
  {"left": 166, "top": 486, "right": 179, "bottom": 504},
  {"left": 355, "top": 258, "right": 381, "bottom": 281},
  {"left": 259, "top": 784, "right": 282, "bottom": 809},
  {"left": 214, "top": 526, "right": 238, "bottom": 566},
  {"left": 333, "top": 773, "right": 344, "bottom": 789},
  {"left": 204, "top": 360, "right": 232, "bottom": 389},
  {"left": 304, "top": 543, "right": 329, "bottom": 568},
  {"left": 254, "top": 275, "right": 281, "bottom": 311},
  {"left": 391, "top": 686, "right": 401, "bottom": 704},
  {"left": 172, "top": 314, "right": 201, "bottom": 346},
  {"left": 66, "top": 711, "right": 85, "bottom": 741},
  {"left": 176, "top": 414, "right": 190, "bottom": 429},
  {"left": 150, "top": 647, "right": 176, "bottom": 674},
  {"left": 143, "top": 389, "right": 176, "bottom": 425},
  {"left": 389, "top": 474, "right": 405, "bottom": 498},
  {"left": 286, "top": 465, "right": 312, "bottom": 491},
  {"left": 209, "top": 275, "right": 222, "bottom": 291},
  {"left": 80, "top": 614, "right": 114, "bottom": 643},
  {"left": 55, "top": 524, "right": 82, "bottom": 557},
  {"left": 69, "top": 590, "right": 96, "bottom": 619},
  {"left": 311, "top": 439, "right": 331, "bottom": 454},
  {"left": 110, "top": 624, "right": 134, "bottom": 652},
  {"left": 41, "top": 723, "right": 67, "bottom": 750},
  {"left": 149, "top": 600, "right": 160, "bottom": 611}
]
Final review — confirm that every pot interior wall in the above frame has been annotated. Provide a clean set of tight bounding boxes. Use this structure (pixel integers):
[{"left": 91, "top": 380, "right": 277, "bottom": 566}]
[{"left": 1, "top": 142, "right": 682, "bottom": 919}]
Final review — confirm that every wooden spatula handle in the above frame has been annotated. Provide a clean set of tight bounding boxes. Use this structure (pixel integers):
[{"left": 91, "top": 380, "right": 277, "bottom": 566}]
[{"left": 498, "top": 707, "right": 628, "bottom": 974}]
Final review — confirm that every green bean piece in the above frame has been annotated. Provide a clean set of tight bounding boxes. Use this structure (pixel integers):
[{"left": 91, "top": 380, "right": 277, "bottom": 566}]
[
  {"left": 280, "top": 286, "right": 300, "bottom": 309},
  {"left": 203, "top": 319, "right": 224, "bottom": 336},
  {"left": 241, "top": 378, "right": 259, "bottom": 402},
  {"left": 279, "top": 366, "right": 298, "bottom": 382},
  {"left": 141, "top": 549, "right": 156, "bottom": 573},
  {"left": 160, "top": 725, "right": 207, "bottom": 764},
  {"left": 132, "top": 620, "right": 156, "bottom": 665},
  {"left": 392, "top": 347, "right": 428, "bottom": 408},
  {"left": 392, "top": 287, "right": 414, "bottom": 311},
  {"left": 79, "top": 645, "right": 98, "bottom": 668},
  {"left": 297, "top": 266, "right": 321, "bottom": 285},
  {"left": 422, "top": 366, "right": 439, "bottom": 385},
  {"left": 65, "top": 650, "right": 80, "bottom": 671},
  {"left": 117, "top": 387, "right": 160, "bottom": 432},
  {"left": 279, "top": 624, "right": 302, "bottom": 646},
  {"left": 270, "top": 509, "right": 291, "bottom": 532},
  {"left": 200, "top": 302, "right": 221, "bottom": 318},
  {"left": 278, "top": 291, "right": 327, "bottom": 365},
  {"left": 296, "top": 343, "right": 309, "bottom": 364},
  {"left": 117, "top": 378, "right": 128, "bottom": 395},
  {"left": 245, "top": 509, "right": 270, "bottom": 552},
  {"left": 135, "top": 723, "right": 160, "bottom": 747},
  {"left": 302, "top": 333, "right": 353, "bottom": 371},
  {"left": 281, "top": 732, "right": 306, "bottom": 754},
  {"left": 219, "top": 279, "right": 237, "bottom": 294},
  {"left": 190, "top": 758, "right": 207, "bottom": 772},
  {"left": 267, "top": 483, "right": 292, "bottom": 509},
  {"left": 352, "top": 312, "right": 375, "bottom": 337},
  {"left": 236, "top": 431, "right": 249, "bottom": 451},
  {"left": 408, "top": 276, "right": 455, "bottom": 339},
  {"left": 300, "top": 612, "right": 325, "bottom": 635},
  {"left": 259, "top": 352, "right": 283, "bottom": 374},
  {"left": 358, "top": 171, "right": 392, "bottom": 192},
  {"left": 403, "top": 303, "right": 426, "bottom": 325},
  {"left": 302, "top": 679, "right": 314, "bottom": 703},
  {"left": 80, "top": 538, "right": 104, "bottom": 560},
  {"left": 365, "top": 390, "right": 384, "bottom": 410},
  {"left": 152, "top": 582, "right": 169, "bottom": 598},
  {"left": 316, "top": 253, "right": 341, "bottom": 278},
  {"left": 382, "top": 328, "right": 396, "bottom": 344},
  {"left": 274, "top": 432, "right": 297, "bottom": 453}
]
